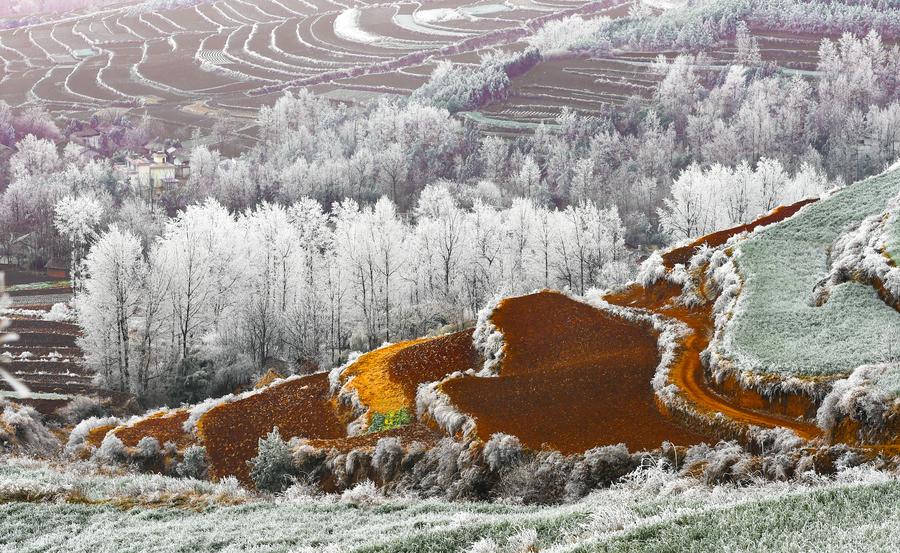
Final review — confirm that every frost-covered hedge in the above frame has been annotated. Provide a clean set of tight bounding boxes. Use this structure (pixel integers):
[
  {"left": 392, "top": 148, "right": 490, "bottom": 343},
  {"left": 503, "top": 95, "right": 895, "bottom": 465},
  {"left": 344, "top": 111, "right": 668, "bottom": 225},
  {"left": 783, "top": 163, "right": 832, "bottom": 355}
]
[
  {"left": 817, "top": 190, "right": 900, "bottom": 308},
  {"left": 816, "top": 363, "right": 900, "bottom": 443}
]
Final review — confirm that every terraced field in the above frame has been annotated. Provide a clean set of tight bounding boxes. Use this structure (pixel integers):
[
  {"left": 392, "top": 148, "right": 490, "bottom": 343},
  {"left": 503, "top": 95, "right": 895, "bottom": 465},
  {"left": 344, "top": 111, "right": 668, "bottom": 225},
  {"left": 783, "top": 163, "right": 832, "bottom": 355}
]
[
  {"left": 0, "top": 0, "right": 631, "bottom": 142},
  {"left": 1, "top": 270, "right": 131, "bottom": 416}
]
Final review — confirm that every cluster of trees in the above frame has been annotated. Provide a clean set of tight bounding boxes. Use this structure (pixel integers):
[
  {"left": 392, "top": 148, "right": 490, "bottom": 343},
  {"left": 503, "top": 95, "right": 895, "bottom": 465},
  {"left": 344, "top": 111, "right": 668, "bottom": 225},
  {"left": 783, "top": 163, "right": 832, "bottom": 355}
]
[
  {"left": 412, "top": 48, "right": 542, "bottom": 112},
  {"left": 5, "top": 28, "right": 897, "bottom": 272},
  {"left": 659, "top": 159, "right": 827, "bottom": 240},
  {"left": 0, "top": 131, "right": 163, "bottom": 267},
  {"left": 78, "top": 188, "right": 630, "bottom": 401},
  {"left": 652, "top": 30, "right": 900, "bottom": 192},
  {"left": 0, "top": 103, "right": 60, "bottom": 148},
  {"left": 599, "top": 0, "right": 900, "bottom": 52}
]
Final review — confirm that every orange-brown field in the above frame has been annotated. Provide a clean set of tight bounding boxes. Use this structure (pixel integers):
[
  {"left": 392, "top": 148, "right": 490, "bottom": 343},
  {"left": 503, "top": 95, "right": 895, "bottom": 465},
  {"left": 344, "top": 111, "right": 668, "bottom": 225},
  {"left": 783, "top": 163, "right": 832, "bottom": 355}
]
[
  {"left": 440, "top": 291, "right": 709, "bottom": 453},
  {"left": 197, "top": 372, "right": 345, "bottom": 483},
  {"left": 112, "top": 409, "right": 194, "bottom": 450}
]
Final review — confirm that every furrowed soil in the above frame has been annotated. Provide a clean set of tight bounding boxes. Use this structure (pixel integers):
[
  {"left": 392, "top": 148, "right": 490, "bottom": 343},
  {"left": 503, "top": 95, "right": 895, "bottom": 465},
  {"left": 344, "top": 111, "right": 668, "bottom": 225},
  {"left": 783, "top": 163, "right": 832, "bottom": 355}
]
[
  {"left": 112, "top": 409, "right": 194, "bottom": 450},
  {"left": 440, "top": 290, "right": 710, "bottom": 453},
  {"left": 197, "top": 372, "right": 345, "bottom": 484}
]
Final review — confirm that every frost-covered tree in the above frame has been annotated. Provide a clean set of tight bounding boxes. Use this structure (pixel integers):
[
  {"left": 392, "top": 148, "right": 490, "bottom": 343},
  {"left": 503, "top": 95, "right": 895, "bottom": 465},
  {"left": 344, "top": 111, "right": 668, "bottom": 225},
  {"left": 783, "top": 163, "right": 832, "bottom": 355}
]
[
  {"left": 79, "top": 225, "right": 146, "bottom": 392},
  {"left": 54, "top": 195, "right": 104, "bottom": 296}
]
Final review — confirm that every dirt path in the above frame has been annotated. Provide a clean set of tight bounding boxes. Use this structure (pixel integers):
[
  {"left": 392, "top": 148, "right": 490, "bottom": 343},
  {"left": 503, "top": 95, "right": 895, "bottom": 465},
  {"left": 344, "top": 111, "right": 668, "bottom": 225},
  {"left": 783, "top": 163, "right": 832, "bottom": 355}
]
[
  {"left": 665, "top": 306, "right": 820, "bottom": 441},
  {"left": 606, "top": 283, "right": 820, "bottom": 442}
]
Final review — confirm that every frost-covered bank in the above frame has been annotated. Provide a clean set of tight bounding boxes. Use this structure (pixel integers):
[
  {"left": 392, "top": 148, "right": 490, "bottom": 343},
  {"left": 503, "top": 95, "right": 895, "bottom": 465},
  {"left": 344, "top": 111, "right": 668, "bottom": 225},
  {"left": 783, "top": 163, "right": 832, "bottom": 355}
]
[{"left": 0, "top": 457, "right": 898, "bottom": 552}]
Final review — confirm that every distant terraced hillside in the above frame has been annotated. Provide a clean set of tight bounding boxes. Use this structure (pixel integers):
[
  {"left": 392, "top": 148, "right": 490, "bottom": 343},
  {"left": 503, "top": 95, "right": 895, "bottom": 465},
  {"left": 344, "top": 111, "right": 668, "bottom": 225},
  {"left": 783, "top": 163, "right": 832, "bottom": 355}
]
[{"left": 0, "top": 0, "right": 632, "bottom": 143}]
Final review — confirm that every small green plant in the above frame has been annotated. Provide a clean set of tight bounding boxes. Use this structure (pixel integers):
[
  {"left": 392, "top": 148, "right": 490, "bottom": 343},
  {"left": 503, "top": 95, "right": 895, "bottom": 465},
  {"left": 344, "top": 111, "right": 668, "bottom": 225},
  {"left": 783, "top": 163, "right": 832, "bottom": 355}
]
[{"left": 368, "top": 408, "right": 412, "bottom": 433}]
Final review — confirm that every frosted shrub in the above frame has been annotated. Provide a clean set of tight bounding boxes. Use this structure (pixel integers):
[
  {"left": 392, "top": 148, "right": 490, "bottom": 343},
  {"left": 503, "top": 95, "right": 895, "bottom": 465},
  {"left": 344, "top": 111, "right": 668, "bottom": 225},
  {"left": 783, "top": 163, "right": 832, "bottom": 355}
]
[
  {"left": 473, "top": 296, "right": 505, "bottom": 374},
  {"left": 416, "top": 377, "right": 475, "bottom": 436},
  {"left": 65, "top": 416, "right": 119, "bottom": 457},
  {"left": 681, "top": 441, "right": 755, "bottom": 485},
  {"left": 345, "top": 449, "right": 372, "bottom": 485},
  {"left": 400, "top": 441, "right": 427, "bottom": 473},
  {"left": 134, "top": 436, "right": 162, "bottom": 470},
  {"left": 56, "top": 395, "right": 106, "bottom": 424},
  {"left": 341, "top": 480, "right": 384, "bottom": 508},
  {"left": 372, "top": 437, "right": 403, "bottom": 484},
  {"left": 0, "top": 401, "right": 59, "bottom": 456},
  {"left": 483, "top": 433, "right": 523, "bottom": 472},
  {"left": 292, "top": 443, "right": 328, "bottom": 485},
  {"left": 248, "top": 427, "right": 297, "bottom": 493},
  {"left": 176, "top": 445, "right": 209, "bottom": 479},
  {"left": 44, "top": 302, "right": 75, "bottom": 322},
  {"left": 497, "top": 451, "right": 573, "bottom": 504},
  {"left": 816, "top": 363, "right": 898, "bottom": 441},
  {"left": 637, "top": 251, "right": 667, "bottom": 287},
  {"left": 96, "top": 432, "right": 126, "bottom": 464},
  {"left": 583, "top": 444, "right": 640, "bottom": 487}
]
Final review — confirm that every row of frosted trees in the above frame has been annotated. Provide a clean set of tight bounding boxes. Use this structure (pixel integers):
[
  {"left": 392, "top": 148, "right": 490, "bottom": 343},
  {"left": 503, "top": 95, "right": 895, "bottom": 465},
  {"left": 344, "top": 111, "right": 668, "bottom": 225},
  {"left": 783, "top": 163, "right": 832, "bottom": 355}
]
[{"left": 78, "top": 186, "right": 631, "bottom": 401}]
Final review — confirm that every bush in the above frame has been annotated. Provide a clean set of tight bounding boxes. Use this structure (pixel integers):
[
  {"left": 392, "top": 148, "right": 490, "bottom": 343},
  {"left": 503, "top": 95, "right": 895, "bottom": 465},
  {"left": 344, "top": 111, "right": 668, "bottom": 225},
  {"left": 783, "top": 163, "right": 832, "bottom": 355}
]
[
  {"left": 292, "top": 443, "right": 327, "bottom": 485},
  {"left": 177, "top": 445, "right": 209, "bottom": 479},
  {"left": 0, "top": 400, "right": 59, "bottom": 456},
  {"left": 248, "top": 427, "right": 297, "bottom": 493},
  {"left": 496, "top": 451, "right": 573, "bottom": 504},
  {"left": 96, "top": 432, "right": 126, "bottom": 464},
  {"left": 56, "top": 395, "right": 106, "bottom": 424},
  {"left": 483, "top": 433, "right": 523, "bottom": 473},
  {"left": 134, "top": 436, "right": 162, "bottom": 471},
  {"left": 372, "top": 437, "right": 403, "bottom": 484},
  {"left": 368, "top": 408, "right": 412, "bottom": 433}
]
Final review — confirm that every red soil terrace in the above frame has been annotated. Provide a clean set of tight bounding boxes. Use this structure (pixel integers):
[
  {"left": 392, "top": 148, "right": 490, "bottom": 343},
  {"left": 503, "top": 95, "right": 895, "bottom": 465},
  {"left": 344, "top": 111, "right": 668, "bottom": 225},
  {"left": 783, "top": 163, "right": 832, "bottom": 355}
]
[
  {"left": 440, "top": 290, "right": 710, "bottom": 454},
  {"left": 112, "top": 409, "right": 194, "bottom": 450},
  {"left": 197, "top": 372, "right": 345, "bottom": 484}
]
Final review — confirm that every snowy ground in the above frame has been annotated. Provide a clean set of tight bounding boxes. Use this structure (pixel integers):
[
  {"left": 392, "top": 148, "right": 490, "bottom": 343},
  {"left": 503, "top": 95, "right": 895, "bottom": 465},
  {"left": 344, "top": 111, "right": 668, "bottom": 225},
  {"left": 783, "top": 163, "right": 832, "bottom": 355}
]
[
  {"left": 1, "top": 458, "right": 899, "bottom": 552},
  {"left": 7, "top": 293, "right": 72, "bottom": 307}
]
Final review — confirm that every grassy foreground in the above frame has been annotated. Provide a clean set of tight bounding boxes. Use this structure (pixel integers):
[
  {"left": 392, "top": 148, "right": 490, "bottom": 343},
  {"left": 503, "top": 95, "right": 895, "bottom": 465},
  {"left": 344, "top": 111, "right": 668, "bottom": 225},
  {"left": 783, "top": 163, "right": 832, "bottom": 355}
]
[{"left": 1, "top": 459, "right": 898, "bottom": 552}]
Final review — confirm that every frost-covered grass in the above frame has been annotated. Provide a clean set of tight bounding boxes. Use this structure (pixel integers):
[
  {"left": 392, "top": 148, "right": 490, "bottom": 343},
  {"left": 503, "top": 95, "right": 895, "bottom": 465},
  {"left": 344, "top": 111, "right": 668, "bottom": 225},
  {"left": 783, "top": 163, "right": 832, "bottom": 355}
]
[
  {"left": 887, "top": 203, "right": 899, "bottom": 265},
  {"left": 724, "top": 169, "right": 900, "bottom": 381},
  {"left": 0, "top": 457, "right": 250, "bottom": 507},
  {"left": 568, "top": 477, "right": 900, "bottom": 552},
  {"left": 2, "top": 457, "right": 899, "bottom": 552}
]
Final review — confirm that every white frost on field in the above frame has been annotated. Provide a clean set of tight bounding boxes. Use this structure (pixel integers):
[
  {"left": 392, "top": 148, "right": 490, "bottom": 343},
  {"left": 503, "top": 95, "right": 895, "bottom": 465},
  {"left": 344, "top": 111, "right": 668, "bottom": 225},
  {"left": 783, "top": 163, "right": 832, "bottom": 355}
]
[
  {"left": 642, "top": 0, "right": 688, "bottom": 10},
  {"left": 2, "top": 457, "right": 900, "bottom": 552},
  {"left": 716, "top": 167, "right": 900, "bottom": 393},
  {"left": 415, "top": 8, "right": 466, "bottom": 24},
  {"left": 334, "top": 8, "right": 382, "bottom": 45},
  {"left": 460, "top": 4, "right": 512, "bottom": 17},
  {"left": 393, "top": 14, "right": 471, "bottom": 38}
]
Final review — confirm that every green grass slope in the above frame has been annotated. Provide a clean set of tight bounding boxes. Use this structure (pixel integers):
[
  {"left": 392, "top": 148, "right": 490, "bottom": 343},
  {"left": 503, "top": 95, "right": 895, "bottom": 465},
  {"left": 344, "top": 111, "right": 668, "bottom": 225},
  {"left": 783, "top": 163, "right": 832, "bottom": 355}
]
[{"left": 726, "top": 168, "right": 900, "bottom": 380}]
